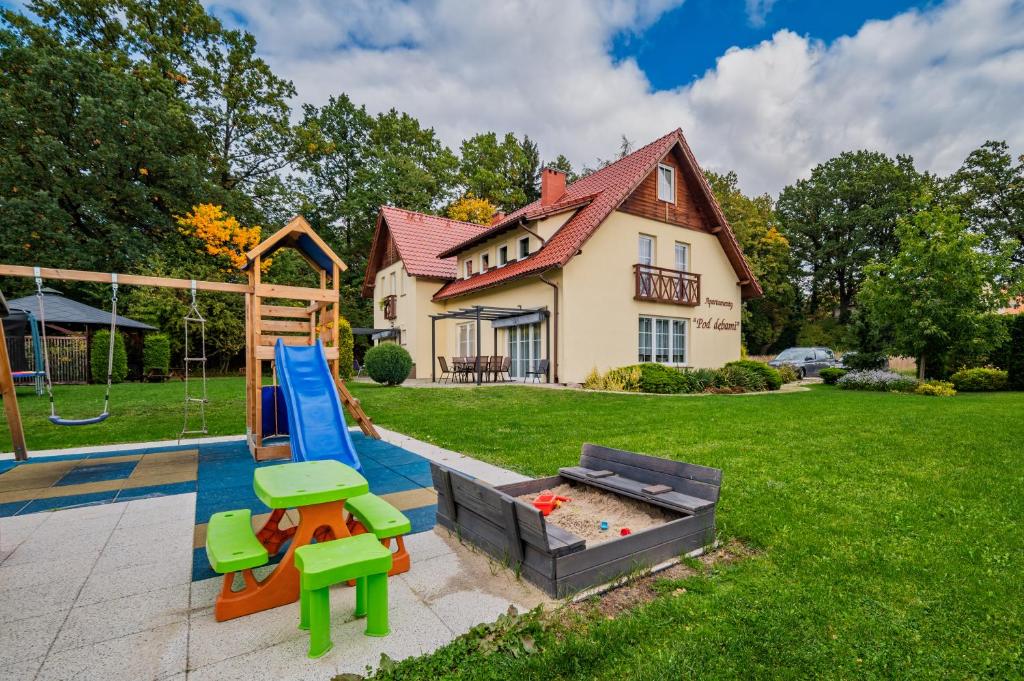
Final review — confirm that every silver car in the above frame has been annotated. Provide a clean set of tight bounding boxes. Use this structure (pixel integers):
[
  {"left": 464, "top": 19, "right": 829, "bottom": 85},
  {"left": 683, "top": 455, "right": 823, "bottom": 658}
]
[{"left": 768, "top": 347, "right": 838, "bottom": 378}]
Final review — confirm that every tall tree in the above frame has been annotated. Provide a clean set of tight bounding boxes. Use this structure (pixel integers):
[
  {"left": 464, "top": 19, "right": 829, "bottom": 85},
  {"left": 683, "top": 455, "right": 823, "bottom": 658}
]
[
  {"left": 777, "top": 151, "right": 926, "bottom": 321},
  {"left": 705, "top": 171, "right": 797, "bottom": 353},
  {"left": 943, "top": 140, "right": 1024, "bottom": 271},
  {"left": 189, "top": 29, "right": 296, "bottom": 212},
  {"left": 859, "top": 204, "right": 1015, "bottom": 378},
  {"left": 547, "top": 154, "right": 578, "bottom": 184},
  {"left": 458, "top": 132, "right": 534, "bottom": 212},
  {"left": 0, "top": 8, "right": 215, "bottom": 297}
]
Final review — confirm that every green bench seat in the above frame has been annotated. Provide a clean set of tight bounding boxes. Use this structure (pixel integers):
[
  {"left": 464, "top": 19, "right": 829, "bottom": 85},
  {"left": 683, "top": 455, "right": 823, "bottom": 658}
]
[
  {"left": 295, "top": 533, "right": 393, "bottom": 657},
  {"left": 206, "top": 509, "right": 269, "bottom": 574},
  {"left": 345, "top": 493, "right": 412, "bottom": 539}
]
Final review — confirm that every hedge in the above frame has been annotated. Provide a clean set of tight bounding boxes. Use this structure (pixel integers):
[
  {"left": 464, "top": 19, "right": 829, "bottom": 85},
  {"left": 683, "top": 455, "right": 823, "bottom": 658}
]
[
  {"left": 819, "top": 367, "right": 848, "bottom": 385},
  {"left": 90, "top": 330, "right": 128, "bottom": 383},
  {"left": 364, "top": 343, "right": 412, "bottom": 386},
  {"left": 336, "top": 318, "right": 355, "bottom": 380},
  {"left": 949, "top": 367, "right": 1008, "bottom": 392},
  {"left": 143, "top": 333, "right": 170, "bottom": 374}
]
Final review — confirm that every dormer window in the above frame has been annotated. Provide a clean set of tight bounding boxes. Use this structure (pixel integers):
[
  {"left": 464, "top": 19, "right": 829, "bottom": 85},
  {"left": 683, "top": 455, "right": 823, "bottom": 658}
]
[
  {"left": 481, "top": 253, "right": 490, "bottom": 270},
  {"left": 518, "top": 237, "right": 530, "bottom": 259},
  {"left": 657, "top": 163, "right": 675, "bottom": 203},
  {"left": 464, "top": 259, "right": 474, "bottom": 278},
  {"left": 498, "top": 245, "right": 508, "bottom": 266}
]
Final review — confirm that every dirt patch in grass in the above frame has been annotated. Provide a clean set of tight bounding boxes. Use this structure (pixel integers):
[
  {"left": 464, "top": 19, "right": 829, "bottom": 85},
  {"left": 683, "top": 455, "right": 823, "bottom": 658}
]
[
  {"left": 568, "top": 539, "right": 757, "bottom": 619},
  {"left": 516, "top": 482, "right": 676, "bottom": 546}
]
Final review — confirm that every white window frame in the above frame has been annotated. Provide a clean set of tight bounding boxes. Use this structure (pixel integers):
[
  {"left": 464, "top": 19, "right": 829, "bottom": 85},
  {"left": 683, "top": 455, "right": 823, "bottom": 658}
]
[
  {"left": 638, "top": 234, "right": 655, "bottom": 266},
  {"left": 389, "top": 272, "right": 396, "bottom": 295},
  {"left": 638, "top": 315, "right": 687, "bottom": 366},
  {"left": 497, "top": 245, "right": 508, "bottom": 266},
  {"left": 674, "top": 241, "right": 689, "bottom": 272},
  {"left": 657, "top": 163, "right": 675, "bottom": 204},
  {"left": 518, "top": 236, "right": 530, "bottom": 259},
  {"left": 457, "top": 322, "right": 476, "bottom": 356}
]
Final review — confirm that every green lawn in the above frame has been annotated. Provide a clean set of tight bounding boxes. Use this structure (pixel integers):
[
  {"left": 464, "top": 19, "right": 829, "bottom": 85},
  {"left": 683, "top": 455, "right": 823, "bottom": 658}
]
[
  {"left": 348, "top": 384, "right": 1023, "bottom": 679},
  {"left": 2, "top": 381, "right": 1022, "bottom": 678},
  {"left": 1, "top": 377, "right": 249, "bottom": 450}
]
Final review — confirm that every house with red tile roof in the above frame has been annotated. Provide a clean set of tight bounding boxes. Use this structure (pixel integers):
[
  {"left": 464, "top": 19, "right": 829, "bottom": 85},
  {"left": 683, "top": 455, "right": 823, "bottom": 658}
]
[{"left": 362, "top": 129, "right": 761, "bottom": 383}]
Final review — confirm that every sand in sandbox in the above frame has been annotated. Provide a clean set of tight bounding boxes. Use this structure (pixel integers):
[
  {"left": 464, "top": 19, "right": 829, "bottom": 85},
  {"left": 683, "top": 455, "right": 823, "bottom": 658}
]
[{"left": 518, "top": 482, "right": 676, "bottom": 546}]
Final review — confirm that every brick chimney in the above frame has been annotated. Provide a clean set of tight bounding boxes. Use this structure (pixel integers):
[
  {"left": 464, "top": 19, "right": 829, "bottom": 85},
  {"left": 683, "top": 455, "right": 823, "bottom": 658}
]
[
  {"left": 541, "top": 167, "right": 566, "bottom": 207},
  {"left": 490, "top": 211, "right": 506, "bottom": 225}
]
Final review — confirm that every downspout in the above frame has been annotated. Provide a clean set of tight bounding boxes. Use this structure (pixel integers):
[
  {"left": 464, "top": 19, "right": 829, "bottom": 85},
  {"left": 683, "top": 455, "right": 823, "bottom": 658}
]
[{"left": 538, "top": 270, "right": 559, "bottom": 383}]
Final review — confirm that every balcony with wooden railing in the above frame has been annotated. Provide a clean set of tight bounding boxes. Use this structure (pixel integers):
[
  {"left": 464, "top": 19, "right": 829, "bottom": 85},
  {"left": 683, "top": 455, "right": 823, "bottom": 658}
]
[
  {"left": 633, "top": 264, "right": 700, "bottom": 306},
  {"left": 382, "top": 294, "right": 397, "bottom": 320}
]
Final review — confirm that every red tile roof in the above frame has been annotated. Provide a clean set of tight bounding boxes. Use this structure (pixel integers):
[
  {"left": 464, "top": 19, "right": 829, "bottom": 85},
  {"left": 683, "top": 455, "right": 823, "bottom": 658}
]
[
  {"left": 361, "top": 207, "right": 489, "bottom": 297},
  {"left": 433, "top": 129, "right": 762, "bottom": 301}
]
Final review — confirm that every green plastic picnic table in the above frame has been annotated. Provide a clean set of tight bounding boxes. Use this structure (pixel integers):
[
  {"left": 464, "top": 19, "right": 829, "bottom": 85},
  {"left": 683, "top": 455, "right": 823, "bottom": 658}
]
[{"left": 214, "top": 460, "right": 370, "bottom": 621}]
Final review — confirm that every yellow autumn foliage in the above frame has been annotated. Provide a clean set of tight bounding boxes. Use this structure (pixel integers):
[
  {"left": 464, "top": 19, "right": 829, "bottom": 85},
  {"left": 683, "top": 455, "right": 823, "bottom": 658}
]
[
  {"left": 447, "top": 193, "right": 497, "bottom": 226},
  {"left": 177, "top": 204, "right": 266, "bottom": 270}
]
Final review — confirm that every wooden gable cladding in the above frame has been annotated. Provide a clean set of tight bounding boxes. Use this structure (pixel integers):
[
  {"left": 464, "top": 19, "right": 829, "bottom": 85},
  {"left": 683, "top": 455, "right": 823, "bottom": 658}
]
[
  {"left": 617, "top": 149, "right": 711, "bottom": 233},
  {"left": 381, "top": 231, "right": 401, "bottom": 269}
]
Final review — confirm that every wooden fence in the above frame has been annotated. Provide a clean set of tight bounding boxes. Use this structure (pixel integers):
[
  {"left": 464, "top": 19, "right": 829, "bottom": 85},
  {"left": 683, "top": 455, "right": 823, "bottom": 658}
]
[{"left": 4, "top": 336, "right": 90, "bottom": 384}]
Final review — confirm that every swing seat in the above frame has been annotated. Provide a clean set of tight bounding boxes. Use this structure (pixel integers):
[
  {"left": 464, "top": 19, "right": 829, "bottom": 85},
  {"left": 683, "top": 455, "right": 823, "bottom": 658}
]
[{"left": 49, "top": 412, "right": 110, "bottom": 427}]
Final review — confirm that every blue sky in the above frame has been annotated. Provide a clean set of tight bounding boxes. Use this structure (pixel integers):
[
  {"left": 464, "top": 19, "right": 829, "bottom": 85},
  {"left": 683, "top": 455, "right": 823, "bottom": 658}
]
[
  {"left": 3, "top": 0, "right": 1021, "bottom": 195},
  {"left": 613, "top": 1, "right": 936, "bottom": 89}
]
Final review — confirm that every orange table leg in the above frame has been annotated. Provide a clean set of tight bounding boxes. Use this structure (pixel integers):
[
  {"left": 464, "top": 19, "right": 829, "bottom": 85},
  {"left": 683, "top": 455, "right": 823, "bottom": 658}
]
[
  {"left": 256, "top": 508, "right": 297, "bottom": 556},
  {"left": 214, "top": 500, "right": 349, "bottom": 622},
  {"left": 346, "top": 519, "right": 410, "bottom": 578}
]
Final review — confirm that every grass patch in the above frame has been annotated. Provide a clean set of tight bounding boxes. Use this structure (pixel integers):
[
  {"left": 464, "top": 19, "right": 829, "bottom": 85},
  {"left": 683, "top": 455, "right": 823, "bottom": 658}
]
[
  {"left": 0, "top": 377, "right": 249, "bottom": 450},
  {"left": 348, "top": 384, "right": 1024, "bottom": 679}
]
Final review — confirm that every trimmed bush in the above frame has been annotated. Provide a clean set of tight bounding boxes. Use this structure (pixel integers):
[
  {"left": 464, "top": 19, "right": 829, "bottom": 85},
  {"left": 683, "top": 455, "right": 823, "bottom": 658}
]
[
  {"left": 819, "top": 367, "right": 848, "bottom": 385},
  {"left": 719, "top": 364, "right": 767, "bottom": 392},
  {"left": 949, "top": 367, "right": 1008, "bottom": 392},
  {"left": 777, "top": 364, "right": 799, "bottom": 384},
  {"left": 635, "top": 363, "right": 688, "bottom": 394},
  {"left": 837, "top": 370, "right": 917, "bottom": 392},
  {"left": 725, "top": 359, "right": 782, "bottom": 390},
  {"left": 336, "top": 317, "right": 355, "bottom": 380},
  {"left": 142, "top": 333, "right": 170, "bottom": 374},
  {"left": 364, "top": 343, "right": 412, "bottom": 386},
  {"left": 915, "top": 380, "right": 957, "bottom": 397},
  {"left": 90, "top": 330, "right": 128, "bottom": 383},
  {"left": 842, "top": 351, "right": 888, "bottom": 371}
]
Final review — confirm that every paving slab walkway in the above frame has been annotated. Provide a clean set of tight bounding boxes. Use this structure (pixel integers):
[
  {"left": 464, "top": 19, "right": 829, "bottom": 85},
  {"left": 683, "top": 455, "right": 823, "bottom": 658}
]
[{"left": 0, "top": 433, "right": 552, "bottom": 680}]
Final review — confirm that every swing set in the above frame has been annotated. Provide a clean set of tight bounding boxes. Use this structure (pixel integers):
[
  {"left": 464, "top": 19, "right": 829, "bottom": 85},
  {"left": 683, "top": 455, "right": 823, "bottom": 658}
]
[{"left": 0, "top": 216, "right": 378, "bottom": 461}]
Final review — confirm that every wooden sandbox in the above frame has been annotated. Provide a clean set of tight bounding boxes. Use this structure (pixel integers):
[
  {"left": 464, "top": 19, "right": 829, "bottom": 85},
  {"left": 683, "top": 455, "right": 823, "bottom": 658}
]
[{"left": 431, "top": 444, "right": 722, "bottom": 597}]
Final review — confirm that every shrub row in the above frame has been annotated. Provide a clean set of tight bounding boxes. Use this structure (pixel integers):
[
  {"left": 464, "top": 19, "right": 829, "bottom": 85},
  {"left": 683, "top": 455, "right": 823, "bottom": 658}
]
[
  {"left": 915, "top": 380, "right": 957, "bottom": 397},
  {"left": 583, "top": 360, "right": 782, "bottom": 395},
  {"left": 949, "top": 367, "right": 1007, "bottom": 392},
  {"left": 836, "top": 370, "right": 918, "bottom": 392},
  {"left": 818, "top": 367, "right": 848, "bottom": 385}
]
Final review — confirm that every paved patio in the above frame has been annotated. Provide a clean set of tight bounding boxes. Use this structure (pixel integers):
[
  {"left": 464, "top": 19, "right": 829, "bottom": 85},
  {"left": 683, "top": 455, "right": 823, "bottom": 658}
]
[{"left": 0, "top": 432, "right": 550, "bottom": 680}]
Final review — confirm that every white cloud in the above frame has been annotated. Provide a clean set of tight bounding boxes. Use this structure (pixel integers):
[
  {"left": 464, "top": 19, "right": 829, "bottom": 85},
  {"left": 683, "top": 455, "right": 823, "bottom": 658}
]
[
  {"left": 206, "top": 0, "right": 1024, "bottom": 196},
  {"left": 745, "top": 0, "right": 777, "bottom": 28}
]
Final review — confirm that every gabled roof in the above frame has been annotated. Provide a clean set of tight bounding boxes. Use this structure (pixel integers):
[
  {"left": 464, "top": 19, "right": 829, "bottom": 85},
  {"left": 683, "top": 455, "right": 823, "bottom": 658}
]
[
  {"left": 243, "top": 215, "right": 346, "bottom": 273},
  {"left": 433, "top": 129, "right": 762, "bottom": 301},
  {"left": 361, "top": 207, "right": 490, "bottom": 297},
  {"left": 7, "top": 292, "right": 155, "bottom": 330}
]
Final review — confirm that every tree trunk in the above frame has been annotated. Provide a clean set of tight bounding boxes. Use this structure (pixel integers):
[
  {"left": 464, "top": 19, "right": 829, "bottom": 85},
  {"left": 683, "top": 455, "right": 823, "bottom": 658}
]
[{"left": 917, "top": 355, "right": 925, "bottom": 380}]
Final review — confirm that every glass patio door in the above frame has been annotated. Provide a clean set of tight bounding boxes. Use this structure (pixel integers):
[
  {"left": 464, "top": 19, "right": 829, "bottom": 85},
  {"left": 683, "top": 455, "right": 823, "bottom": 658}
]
[{"left": 507, "top": 323, "right": 541, "bottom": 379}]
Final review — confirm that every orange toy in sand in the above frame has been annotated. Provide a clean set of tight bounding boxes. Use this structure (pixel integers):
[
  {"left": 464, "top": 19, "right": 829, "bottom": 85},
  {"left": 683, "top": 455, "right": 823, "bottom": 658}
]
[{"left": 532, "top": 491, "right": 571, "bottom": 516}]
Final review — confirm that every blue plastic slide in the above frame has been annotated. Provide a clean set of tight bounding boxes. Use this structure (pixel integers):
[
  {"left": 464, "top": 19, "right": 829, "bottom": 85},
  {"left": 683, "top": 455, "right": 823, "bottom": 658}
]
[{"left": 273, "top": 339, "right": 362, "bottom": 472}]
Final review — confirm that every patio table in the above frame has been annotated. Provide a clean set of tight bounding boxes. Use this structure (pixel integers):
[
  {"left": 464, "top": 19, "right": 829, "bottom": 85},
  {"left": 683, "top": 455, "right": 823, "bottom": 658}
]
[{"left": 213, "top": 460, "right": 369, "bottom": 621}]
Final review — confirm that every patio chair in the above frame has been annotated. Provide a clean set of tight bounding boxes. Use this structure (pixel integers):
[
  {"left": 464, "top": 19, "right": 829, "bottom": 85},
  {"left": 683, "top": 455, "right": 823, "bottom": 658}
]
[
  {"left": 487, "top": 355, "right": 500, "bottom": 382},
  {"left": 437, "top": 356, "right": 454, "bottom": 383},
  {"left": 524, "top": 359, "right": 549, "bottom": 383},
  {"left": 498, "top": 356, "right": 512, "bottom": 382}
]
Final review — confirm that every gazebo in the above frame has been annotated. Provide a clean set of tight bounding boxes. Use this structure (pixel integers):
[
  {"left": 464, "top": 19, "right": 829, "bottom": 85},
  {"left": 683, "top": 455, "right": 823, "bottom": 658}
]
[{"left": 5, "top": 288, "right": 155, "bottom": 382}]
